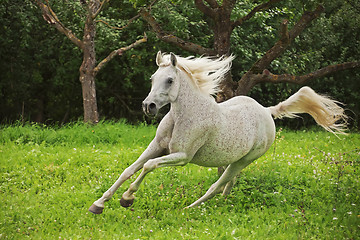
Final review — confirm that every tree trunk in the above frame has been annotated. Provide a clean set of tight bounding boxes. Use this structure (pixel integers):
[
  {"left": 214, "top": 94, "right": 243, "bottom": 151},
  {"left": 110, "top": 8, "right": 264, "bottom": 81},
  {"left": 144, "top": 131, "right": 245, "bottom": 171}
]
[
  {"left": 214, "top": 33, "right": 236, "bottom": 101},
  {"left": 79, "top": 12, "right": 99, "bottom": 124},
  {"left": 213, "top": 19, "right": 231, "bottom": 55},
  {"left": 212, "top": 4, "right": 236, "bottom": 101},
  {"left": 80, "top": 72, "right": 99, "bottom": 123}
]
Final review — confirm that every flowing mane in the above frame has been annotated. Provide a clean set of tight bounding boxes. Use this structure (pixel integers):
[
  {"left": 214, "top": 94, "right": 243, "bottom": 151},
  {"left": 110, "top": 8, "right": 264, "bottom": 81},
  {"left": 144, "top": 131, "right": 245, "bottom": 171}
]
[{"left": 157, "top": 53, "right": 235, "bottom": 96}]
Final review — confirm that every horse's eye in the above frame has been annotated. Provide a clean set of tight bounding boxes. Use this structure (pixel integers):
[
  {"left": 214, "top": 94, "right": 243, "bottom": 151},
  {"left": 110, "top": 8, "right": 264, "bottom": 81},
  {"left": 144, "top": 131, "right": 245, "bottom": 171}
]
[{"left": 167, "top": 78, "right": 173, "bottom": 84}]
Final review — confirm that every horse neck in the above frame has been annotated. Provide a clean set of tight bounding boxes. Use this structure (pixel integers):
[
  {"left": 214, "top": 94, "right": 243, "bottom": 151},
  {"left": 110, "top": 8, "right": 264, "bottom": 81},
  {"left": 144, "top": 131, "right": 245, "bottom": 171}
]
[{"left": 170, "top": 71, "right": 216, "bottom": 118}]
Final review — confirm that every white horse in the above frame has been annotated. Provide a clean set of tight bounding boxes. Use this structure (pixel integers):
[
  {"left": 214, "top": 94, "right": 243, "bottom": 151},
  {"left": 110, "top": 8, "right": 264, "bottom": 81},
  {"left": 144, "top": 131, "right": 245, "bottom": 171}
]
[{"left": 89, "top": 52, "right": 347, "bottom": 214}]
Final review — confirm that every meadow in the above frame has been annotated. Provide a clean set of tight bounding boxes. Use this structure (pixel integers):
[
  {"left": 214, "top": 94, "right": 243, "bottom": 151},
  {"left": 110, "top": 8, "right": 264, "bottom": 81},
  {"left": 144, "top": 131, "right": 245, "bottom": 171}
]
[{"left": 0, "top": 121, "right": 359, "bottom": 239}]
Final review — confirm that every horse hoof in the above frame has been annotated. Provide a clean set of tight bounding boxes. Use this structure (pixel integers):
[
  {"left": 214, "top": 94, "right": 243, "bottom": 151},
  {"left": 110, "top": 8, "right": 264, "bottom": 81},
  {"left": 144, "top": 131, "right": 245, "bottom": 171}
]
[
  {"left": 88, "top": 204, "right": 104, "bottom": 214},
  {"left": 120, "top": 198, "right": 134, "bottom": 208}
]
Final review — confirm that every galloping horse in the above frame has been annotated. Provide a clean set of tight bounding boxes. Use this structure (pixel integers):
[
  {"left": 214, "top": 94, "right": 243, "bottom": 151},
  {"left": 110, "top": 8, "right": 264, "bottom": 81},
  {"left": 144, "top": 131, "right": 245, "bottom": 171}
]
[{"left": 89, "top": 52, "right": 347, "bottom": 214}]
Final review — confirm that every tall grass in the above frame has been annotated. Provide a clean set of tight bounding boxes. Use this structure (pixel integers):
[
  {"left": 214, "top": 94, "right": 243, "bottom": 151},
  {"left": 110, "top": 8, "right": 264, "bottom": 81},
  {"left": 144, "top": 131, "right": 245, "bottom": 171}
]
[
  {"left": 0, "top": 122, "right": 359, "bottom": 239},
  {"left": 0, "top": 120, "right": 155, "bottom": 146}
]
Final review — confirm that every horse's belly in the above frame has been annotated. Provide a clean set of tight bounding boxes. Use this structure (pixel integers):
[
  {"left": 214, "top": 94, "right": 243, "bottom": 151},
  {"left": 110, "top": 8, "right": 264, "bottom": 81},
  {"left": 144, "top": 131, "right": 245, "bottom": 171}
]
[
  {"left": 190, "top": 153, "right": 235, "bottom": 167},
  {"left": 190, "top": 143, "right": 250, "bottom": 167}
]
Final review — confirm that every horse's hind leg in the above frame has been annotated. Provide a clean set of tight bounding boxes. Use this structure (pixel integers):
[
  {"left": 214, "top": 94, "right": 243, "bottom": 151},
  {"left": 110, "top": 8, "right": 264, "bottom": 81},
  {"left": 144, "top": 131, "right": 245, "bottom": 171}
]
[{"left": 186, "top": 159, "right": 252, "bottom": 208}]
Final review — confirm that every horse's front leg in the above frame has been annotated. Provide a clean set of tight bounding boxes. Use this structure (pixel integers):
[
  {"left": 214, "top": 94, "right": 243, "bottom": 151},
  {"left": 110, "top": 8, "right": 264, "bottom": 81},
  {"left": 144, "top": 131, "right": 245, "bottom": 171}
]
[
  {"left": 88, "top": 139, "right": 165, "bottom": 214},
  {"left": 120, "top": 152, "right": 188, "bottom": 207}
]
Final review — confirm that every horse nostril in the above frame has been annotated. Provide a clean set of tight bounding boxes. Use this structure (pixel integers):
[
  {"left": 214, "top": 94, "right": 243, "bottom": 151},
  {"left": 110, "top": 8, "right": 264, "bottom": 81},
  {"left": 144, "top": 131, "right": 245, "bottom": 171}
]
[
  {"left": 149, "top": 103, "right": 156, "bottom": 110},
  {"left": 142, "top": 101, "right": 157, "bottom": 116}
]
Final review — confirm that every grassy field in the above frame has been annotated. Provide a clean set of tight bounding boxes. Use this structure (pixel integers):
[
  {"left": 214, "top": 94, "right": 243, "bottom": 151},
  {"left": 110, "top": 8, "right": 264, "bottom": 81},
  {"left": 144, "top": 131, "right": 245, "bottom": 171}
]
[{"left": 0, "top": 121, "right": 359, "bottom": 239}]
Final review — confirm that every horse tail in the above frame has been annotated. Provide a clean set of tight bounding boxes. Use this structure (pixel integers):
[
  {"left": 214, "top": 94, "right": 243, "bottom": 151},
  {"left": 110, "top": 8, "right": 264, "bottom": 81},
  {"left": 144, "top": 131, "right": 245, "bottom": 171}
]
[{"left": 268, "top": 86, "right": 348, "bottom": 135}]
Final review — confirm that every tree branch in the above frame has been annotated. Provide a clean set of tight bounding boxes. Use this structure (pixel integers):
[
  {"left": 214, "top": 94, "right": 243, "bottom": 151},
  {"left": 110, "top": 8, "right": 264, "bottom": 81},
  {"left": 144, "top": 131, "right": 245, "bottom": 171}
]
[
  {"left": 33, "top": 0, "right": 84, "bottom": 49},
  {"left": 248, "top": 5, "right": 324, "bottom": 73},
  {"left": 194, "top": 0, "right": 216, "bottom": 19},
  {"left": 96, "top": 19, "right": 124, "bottom": 30},
  {"left": 232, "top": 0, "right": 282, "bottom": 28},
  {"left": 140, "top": 9, "right": 216, "bottom": 55},
  {"left": 93, "top": 0, "right": 109, "bottom": 19},
  {"left": 257, "top": 62, "right": 360, "bottom": 84},
  {"left": 93, "top": 33, "right": 148, "bottom": 76},
  {"left": 96, "top": 15, "right": 137, "bottom": 31},
  {"left": 236, "top": 61, "right": 360, "bottom": 95},
  {"left": 288, "top": 5, "right": 324, "bottom": 40},
  {"left": 279, "top": 19, "right": 290, "bottom": 43},
  {"left": 96, "top": 0, "right": 157, "bottom": 31}
]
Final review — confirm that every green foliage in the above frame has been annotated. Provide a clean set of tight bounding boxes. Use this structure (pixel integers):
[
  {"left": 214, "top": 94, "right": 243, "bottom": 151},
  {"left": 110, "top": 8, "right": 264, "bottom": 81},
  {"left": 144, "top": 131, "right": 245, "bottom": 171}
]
[
  {"left": 152, "top": 0, "right": 212, "bottom": 48},
  {"left": 0, "top": 122, "right": 359, "bottom": 238},
  {"left": 0, "top": 0, "right": 359, "bottom": 127},
  {"left": 0, "top": 0, "right": 83, "bottom": 122}
]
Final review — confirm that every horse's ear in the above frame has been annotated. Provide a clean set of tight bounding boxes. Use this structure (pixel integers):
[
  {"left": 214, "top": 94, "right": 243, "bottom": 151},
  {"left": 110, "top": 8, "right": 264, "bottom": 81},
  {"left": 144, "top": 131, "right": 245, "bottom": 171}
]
[
  {"left": 156, "top": 51, "right": 162, "bottom": 66},
  {"left": 170, "top": 52, "right": 177, "bottom": 67}
]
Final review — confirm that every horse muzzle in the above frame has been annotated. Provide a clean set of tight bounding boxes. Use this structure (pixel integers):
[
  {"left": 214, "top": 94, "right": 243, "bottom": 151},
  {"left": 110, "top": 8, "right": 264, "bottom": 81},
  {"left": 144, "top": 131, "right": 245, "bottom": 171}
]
[{"left": 142, "top": 101, "right": 158, "bottom": 117}]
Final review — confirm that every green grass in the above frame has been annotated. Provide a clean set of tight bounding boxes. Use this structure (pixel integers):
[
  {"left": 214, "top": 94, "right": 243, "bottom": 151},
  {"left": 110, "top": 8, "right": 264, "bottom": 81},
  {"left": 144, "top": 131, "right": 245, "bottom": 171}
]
[{"left": 0, "top": 122, "right": 359, "bottom": 239}]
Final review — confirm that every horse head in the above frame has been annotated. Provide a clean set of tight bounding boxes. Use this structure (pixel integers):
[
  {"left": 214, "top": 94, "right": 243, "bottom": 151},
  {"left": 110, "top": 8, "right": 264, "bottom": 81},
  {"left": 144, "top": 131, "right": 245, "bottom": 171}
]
[{"left": 142, "top": 51, "right": 180, "bottom": 116}]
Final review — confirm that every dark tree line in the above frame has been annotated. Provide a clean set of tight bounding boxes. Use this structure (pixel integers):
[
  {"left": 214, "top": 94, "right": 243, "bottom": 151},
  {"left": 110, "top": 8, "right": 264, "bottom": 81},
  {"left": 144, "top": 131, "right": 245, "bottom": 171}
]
[{"left": 0, "top": 0, "right": 359, "bottom": 128}]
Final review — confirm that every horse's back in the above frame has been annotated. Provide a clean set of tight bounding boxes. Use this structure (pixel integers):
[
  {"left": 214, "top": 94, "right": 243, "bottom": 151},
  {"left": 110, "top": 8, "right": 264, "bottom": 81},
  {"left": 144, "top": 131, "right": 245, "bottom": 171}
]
[
  {"left": 219, "top": 95, "right": 265, "bottom": 110},
  {"left": 219, "top": 95, "right": 272, "bottom": 122},
  {"left": 219, "top": 95, "right": 275, "bottom": 141}
]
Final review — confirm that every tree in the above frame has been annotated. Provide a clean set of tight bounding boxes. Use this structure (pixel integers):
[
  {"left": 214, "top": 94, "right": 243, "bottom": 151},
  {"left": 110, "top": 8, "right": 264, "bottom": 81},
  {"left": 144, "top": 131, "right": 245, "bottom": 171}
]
[
  {"left": 32, "top": 0, "right": 148, "bottom": 123},
  {"left": 140, "top": 0, "right": 360, "bottom": 101},
  {"left": 0, "top": 0, "right": 82, "bottom": 123}
]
